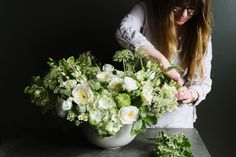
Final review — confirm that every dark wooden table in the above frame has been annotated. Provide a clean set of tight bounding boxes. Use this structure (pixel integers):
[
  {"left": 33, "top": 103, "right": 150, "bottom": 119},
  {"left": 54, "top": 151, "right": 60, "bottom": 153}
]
[{"left": 0, "top": 128, "right": 210, "bottom": 157}]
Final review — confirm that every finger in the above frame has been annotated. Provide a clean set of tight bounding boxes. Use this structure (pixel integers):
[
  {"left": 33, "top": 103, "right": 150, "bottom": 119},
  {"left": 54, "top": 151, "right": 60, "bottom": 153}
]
[
  {"left": 176, "top": 92, "right": 187, "bottom": 100},
  {"left": 178, "top": 86, "right": 188, "bottom": 93},
  {"left": 182, "top": 98, "right": 192, "bottom": 104},
  {"left": 165, "top": 69, "right": 180, "bottom": 82},
  {"left": 177, "top": 78, "right": 184, "bottom": 86}
]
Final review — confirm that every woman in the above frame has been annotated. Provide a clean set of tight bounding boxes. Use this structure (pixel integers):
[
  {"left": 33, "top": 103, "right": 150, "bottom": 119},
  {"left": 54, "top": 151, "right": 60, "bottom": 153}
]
[{"left": 116, "top": 0, "right": 213, "bottom": 128}]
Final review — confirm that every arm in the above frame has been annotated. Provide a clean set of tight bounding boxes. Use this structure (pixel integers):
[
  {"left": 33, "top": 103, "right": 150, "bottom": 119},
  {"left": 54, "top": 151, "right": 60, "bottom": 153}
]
[
  {"left": 115, "top": 3, "right": 153, "bottom": 51},
  {"left": 176, "top": 38, "right": 213, "bottom": 105},
  {"left": 116, "top": 3, "right": 183, "bottom": 85}
]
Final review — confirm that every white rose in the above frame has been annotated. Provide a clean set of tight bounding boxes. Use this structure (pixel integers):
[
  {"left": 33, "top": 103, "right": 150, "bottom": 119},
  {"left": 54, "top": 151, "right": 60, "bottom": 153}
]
[
  {"left": 141, "top": 82, "right": 153, "bottom": 104},
  {"left": 108, "top": 77, "right": 123, "bottom": 90},
  {"left": 102, "top": 64, "right": 114, "bottom": 73},
  {"left": 62, "top": 98, "right": 73, "bottom": 111},
  {"left": 119, "top": 106, "right": 139, "bottom": 124},
  {"left": 72, "top": 84, "right": 94, "bottom": 105},
  {"left": 123, "top": 77, "right": 138, "bottom": 91},
  {"left": 98, "top": 96, "right": 116, "bottom": 110},
  {"left": 96, "top": 72, "right": 112, "bottom": 82}
]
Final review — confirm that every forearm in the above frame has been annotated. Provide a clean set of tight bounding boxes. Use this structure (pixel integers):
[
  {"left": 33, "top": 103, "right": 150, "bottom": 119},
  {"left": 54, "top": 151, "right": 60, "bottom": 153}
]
[{"left": 137, "top": 44, "right": 171, "bottom": 69}]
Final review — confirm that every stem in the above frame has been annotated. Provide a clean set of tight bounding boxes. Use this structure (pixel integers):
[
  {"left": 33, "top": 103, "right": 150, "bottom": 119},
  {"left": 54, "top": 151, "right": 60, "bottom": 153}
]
[
  {"left": 123, "top": 61, "right": 126, "bottom": 73},
  {"left": 140, "top": 58, "right": 144, "bottom": 70}
]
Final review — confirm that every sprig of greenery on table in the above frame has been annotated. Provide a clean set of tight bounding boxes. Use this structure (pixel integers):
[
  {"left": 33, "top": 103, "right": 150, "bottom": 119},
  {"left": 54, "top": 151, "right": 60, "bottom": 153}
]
[{"left": 154, "top": 131, "right": 193, "bottom": 157}]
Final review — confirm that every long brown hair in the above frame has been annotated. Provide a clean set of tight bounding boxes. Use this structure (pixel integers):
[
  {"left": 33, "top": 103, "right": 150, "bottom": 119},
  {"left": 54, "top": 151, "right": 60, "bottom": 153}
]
[{"left": 143, "top": 0, "right": 212, "bottom": 81}]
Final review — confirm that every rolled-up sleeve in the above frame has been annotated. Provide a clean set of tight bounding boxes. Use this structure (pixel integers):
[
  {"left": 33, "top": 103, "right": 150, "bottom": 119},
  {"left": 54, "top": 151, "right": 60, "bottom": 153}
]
[
  {"left": 187, "top": 38, "right": 213, "bottom": 106},
  {"left": 115, "top": 3, "right": 154, "bottom": 51}
]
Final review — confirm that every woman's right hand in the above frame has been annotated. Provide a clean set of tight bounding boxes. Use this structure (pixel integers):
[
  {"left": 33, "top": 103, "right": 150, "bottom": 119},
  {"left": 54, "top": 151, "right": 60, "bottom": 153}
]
[
  {"left": 160, "top": 57, "right": 184, "bottom": 86},
  {"left": 164, "top": 69, "right": 184, "bottom": 86},
  {"left": 137, "top": 45, "right": 184, "bottom": 86}
]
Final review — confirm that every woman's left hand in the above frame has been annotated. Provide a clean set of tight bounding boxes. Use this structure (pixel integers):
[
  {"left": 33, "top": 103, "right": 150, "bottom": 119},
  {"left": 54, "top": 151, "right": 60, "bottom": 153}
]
[{"left": 175, "top": 86, "right": 197, "bottom": 104}]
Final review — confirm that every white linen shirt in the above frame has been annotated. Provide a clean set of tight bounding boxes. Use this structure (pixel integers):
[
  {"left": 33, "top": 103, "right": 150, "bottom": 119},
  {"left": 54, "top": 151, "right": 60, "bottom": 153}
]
[{"left": 116, "top": 3, "right": 213, "bottom": 128}]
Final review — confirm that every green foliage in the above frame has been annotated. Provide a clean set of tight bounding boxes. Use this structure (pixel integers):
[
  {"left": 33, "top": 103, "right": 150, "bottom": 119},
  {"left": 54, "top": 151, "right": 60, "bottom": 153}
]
[{"left": 154, "top": 131, "right": 193, "bottom": 157}]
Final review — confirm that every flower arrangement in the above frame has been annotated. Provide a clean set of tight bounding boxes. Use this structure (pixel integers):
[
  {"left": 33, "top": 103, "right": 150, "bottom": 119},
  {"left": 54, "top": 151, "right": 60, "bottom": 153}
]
[{"left": 24, "top": 50, "right": 179, "bottom": 136}]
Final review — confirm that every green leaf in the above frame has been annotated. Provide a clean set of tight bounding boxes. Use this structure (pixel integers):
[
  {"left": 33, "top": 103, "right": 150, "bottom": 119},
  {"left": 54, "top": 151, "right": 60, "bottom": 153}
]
[
  {"left": 131, "top": 96, "right": 143, "bottom": 108},
  {"left": 131, "top": 119, "right": 145, "bottom": 135},
  {"left": 67, "top": 56, "right": 75, "bottom": 64},
  {"left": 143, "top": 115, "right": 157, "bottom": 125}
]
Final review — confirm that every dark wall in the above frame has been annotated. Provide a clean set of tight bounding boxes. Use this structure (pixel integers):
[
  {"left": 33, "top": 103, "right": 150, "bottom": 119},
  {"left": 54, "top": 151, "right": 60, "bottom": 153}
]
[{"left": 1, "top": 0, "right": 235, "bottom": 156}]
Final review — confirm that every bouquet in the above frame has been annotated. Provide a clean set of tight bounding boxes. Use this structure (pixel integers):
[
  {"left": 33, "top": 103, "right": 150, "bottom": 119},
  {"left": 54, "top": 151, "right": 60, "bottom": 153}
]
[{"left": 24, "top": 50, "right": 179, "bottom": 136}]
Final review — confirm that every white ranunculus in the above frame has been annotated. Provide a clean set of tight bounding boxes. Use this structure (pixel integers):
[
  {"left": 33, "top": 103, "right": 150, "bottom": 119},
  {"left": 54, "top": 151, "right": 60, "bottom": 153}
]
[
  {"left": 102, "top": 64, "right": 114, "bottom": 73},
  {"left": 72, "top": 84, "right": 94, "bottom": 105},
  {"left": 96, "top": 72, "right": 112, "bottom": 82},
  {"left": 108, "top": 77, "right": 123, "bottom": 90},
  {"left": 123, "top": 77, "right": 138, "bottom": 91},
  {"left": 141, "top": 82, "right": 153, "bottom": 104},
  {"left": 62, "top": 98, "right": 73, "bottom": 111},
  {"left": 98, "top": 96, "right": 116, "bottom": 110},
  {"left": 119, "top": 106, "right": 139, "bottom": 124}
]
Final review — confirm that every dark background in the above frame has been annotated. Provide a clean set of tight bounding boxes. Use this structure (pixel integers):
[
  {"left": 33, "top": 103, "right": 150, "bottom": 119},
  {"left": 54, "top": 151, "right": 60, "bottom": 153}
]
[{"left": 1, "top": 0, "right": 235, "bottom": 156}]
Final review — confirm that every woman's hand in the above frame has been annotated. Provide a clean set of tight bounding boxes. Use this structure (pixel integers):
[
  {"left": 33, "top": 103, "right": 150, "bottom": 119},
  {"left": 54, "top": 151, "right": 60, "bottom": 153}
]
[
  {"left": 175, "top": 86, "right": 198, "bottom": 104},
  {"left": 164, "top": 69, "right": 184, "bottom": 86},
  {"left": 137, "top": 45, "right": 184, "bottom": 85},
  {"left": 160, "top": 57, "right": 184, "bottom": 86}
]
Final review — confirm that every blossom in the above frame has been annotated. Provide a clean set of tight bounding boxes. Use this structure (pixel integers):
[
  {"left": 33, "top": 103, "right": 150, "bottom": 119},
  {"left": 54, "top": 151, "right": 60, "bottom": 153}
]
[
  {"left": 119, "top": 106, "right": 139, "bottom": 124},
  {"left": 102, "top": 64, "right": 114, "bottom": 73},
  {"left": 62, "top": 97, "right": 73, "bottom": 111},
  {"left": 108, "top": 77, "right": 123, "bottom": 90},
  {"left": 141, "top": 81, "right": 153, "bottom": 104},
  {"left": 78, "top": 113, "right": 88, "bottom": 121},
  {"left": 72, "top": 84, "right": 94, "bottom": 105},
  {"left": 61, "top": 79, "right": 77, "bottom": 89},
  {"left": 123, "top": 77, "right": 138, "bottom": 91},
  {"left": 135, "top": 70, "right": 145, "bottom": 81},
  {"left": 116, "top": 93, "right": 131, "bottom": 108},
  {"left": 105, "top": 122, "right": 122, "bottom": 135},
  {"left": 116, "top": 70, "right": 125, "bottom": 78},
  {"left": 89, "top": 109, "right": 103, "bottom": 124},
  {"left": 98, "top": 96, "right": 116, "bottom": 110},
  {"left": 96, "top": 72, "right": 112, "bottom": 82}
]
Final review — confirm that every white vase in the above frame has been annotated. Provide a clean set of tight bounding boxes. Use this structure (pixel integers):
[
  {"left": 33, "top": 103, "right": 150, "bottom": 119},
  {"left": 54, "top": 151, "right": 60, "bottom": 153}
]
[{"left": 83, "top": 124, "right": 137, "bottom": 149}]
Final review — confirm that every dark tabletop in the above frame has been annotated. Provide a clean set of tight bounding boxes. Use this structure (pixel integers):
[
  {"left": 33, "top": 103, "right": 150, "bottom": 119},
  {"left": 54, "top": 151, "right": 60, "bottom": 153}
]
[{"left": 0, "top": 128, "right": 210, "bottom": 157}]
